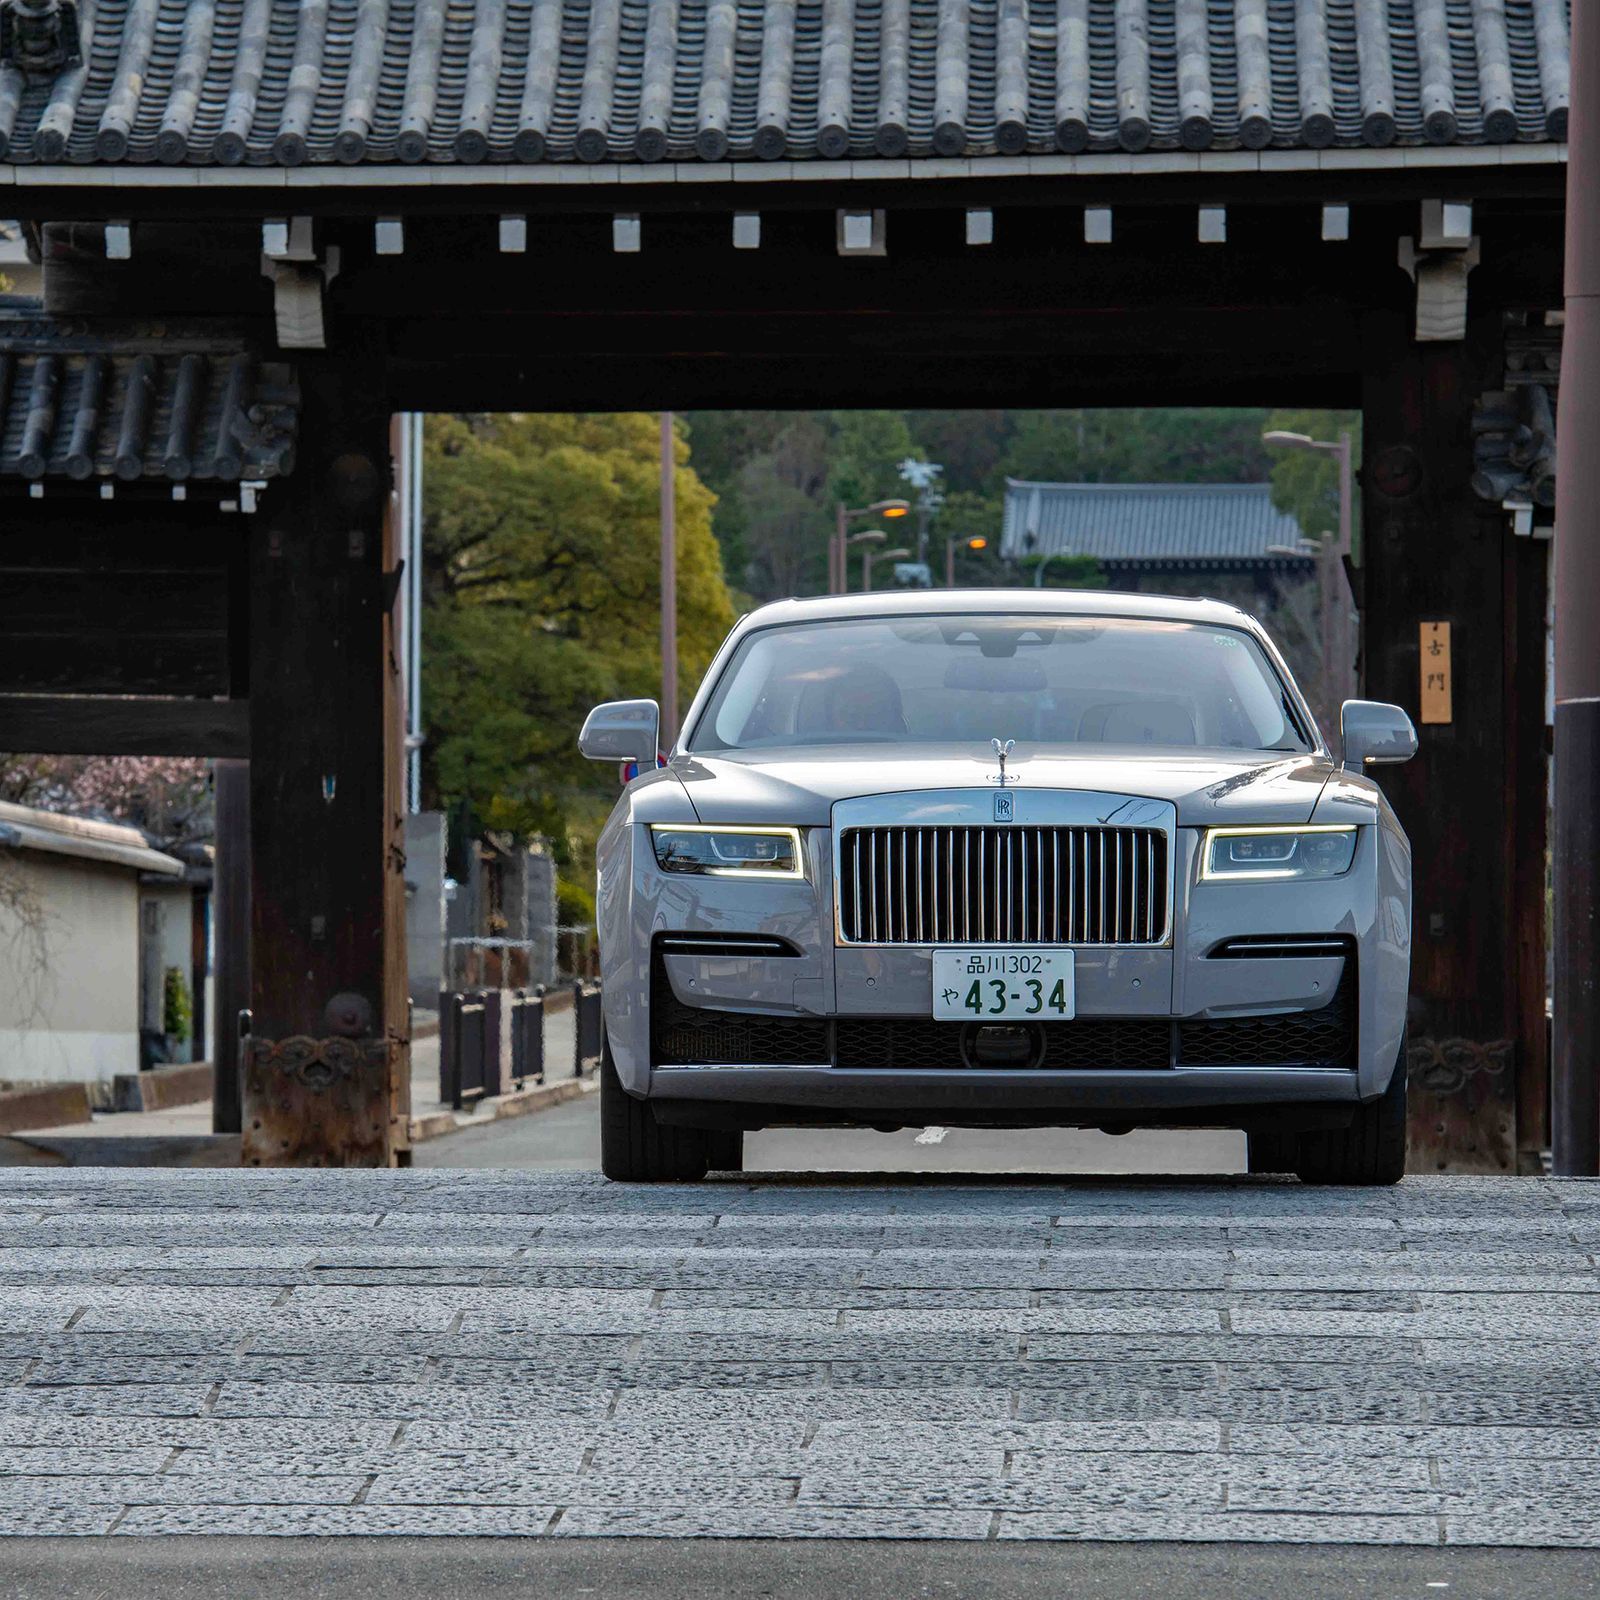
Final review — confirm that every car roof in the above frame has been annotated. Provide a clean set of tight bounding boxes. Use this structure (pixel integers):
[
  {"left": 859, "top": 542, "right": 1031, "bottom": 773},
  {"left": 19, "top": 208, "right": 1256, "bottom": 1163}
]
[{"left": 738, "top": 588, "right": 1266, "bottom": 633}]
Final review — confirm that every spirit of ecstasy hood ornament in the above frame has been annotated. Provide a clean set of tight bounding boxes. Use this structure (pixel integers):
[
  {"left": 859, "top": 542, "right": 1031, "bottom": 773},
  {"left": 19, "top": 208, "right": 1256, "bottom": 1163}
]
[{"left": 989, "top": 738, "right": 1017, "bottom": 784}]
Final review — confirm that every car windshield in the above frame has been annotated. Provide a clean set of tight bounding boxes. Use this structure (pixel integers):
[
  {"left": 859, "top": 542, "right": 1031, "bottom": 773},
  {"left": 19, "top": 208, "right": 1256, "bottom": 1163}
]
[{"left": 688, "top": 613, "right": 1314, "bottom": 754}]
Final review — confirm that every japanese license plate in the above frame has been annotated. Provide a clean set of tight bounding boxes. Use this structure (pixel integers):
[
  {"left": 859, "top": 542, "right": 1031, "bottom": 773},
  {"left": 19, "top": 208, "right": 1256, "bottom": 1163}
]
[{"left": 932, "top": 948, "right": 1076, "bottom": 1021}]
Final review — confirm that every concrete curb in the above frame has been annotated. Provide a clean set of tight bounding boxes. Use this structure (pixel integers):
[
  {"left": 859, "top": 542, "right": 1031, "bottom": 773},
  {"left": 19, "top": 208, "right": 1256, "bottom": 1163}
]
[
  {"left": 112, "top": 1060, "right": 213, "bottom": 1113},
  {"left": 409, "top": 1074, "right": 595, "bottom": 1144},
  {"left": 0, "top": 1132, "right": 242, "bottom": 1166},
  {"left": 0, "top": 1082, "right": 92, "bottom": 1135}
]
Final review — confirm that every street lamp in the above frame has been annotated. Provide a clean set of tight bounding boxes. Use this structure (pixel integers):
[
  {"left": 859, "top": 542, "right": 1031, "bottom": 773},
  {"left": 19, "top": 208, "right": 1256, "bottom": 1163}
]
[
  {"left": 863, "top": 545, "right": 911, "bottom": 592},
  {"left": 945, "top": 534, "right": 988, "bottom": 586},
  {"left": 1262, "top": 428, "right": 1356, "bottom": 718},
  {"left": 1032, "top": 549, "right": 1084, "bottom": 588},
  {"left": 831, "top": 498, "right": 910, "bottom": 594}
]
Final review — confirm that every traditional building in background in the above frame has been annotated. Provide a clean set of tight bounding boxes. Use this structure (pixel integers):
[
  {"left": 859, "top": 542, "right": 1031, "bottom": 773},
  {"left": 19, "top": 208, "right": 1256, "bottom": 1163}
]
[
  {"left": 0, "top": 799, "right": 182, "bottom": 1088},
  {"left": 1001, "top": 481, "right": 1314, "bottom": 587},
  {"left": 0, "top": 0, "right": 1572, "bottom": 1169}
]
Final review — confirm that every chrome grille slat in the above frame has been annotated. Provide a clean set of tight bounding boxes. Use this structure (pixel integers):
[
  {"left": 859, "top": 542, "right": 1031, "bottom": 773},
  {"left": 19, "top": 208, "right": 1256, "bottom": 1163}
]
[
  {"left": 840, "top": 825, "right": 1168, "bottom": 946},
  {"left": 1051, "top": 830, "right": 1060, "bottom": 942},
  {"left": 945, "top": 828, "right": 955, "bottom": 943}
]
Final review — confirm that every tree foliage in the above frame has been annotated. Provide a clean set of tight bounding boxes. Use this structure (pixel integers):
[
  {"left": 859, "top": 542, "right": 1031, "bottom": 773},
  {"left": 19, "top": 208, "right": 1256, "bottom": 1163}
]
[
  {"left": 687, "top": 407, "right": 1325, "bottom": 601},
  {"left": 1263, "top": 409, "right": 1362, "bottom": 549},
  {"left": 0, "top": 756, "right": 211, "bottom": 848},
  {"left": 421, "top": 413, "right": 734, "bottom": 845}
]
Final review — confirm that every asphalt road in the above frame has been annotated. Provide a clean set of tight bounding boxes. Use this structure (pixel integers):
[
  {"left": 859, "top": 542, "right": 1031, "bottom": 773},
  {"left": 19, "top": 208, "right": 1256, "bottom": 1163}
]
[
  {"left": 7, "top": 1538, "right": 1599, "bottom": 1600},
  {"left": 415, "top": 1081, "right": 1249, "bottom": 1174}
]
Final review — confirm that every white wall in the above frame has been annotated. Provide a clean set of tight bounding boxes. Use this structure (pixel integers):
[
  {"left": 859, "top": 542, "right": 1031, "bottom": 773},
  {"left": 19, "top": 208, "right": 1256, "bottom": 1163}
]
[
  {"left": 141, "top": 881, "right": 200, "bottom": 1064},
  {"left": 405, "top": 811, "right": 447, "bottom": 1006},
  {"left": 0, "top": 853, "right": 141, "bottom": 1085}
]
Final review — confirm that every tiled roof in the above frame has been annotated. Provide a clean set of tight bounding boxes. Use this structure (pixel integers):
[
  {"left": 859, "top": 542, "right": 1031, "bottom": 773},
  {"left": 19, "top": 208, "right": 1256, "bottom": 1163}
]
[
  {"left": 1000, "top": 479, "right": 1311, "bottom": 565},
  {"left": 0, "top": 0, "right": 1571, "bottom": 170},
  {"left": 0, "top": 317, "right": 298, "bottom": 483}
]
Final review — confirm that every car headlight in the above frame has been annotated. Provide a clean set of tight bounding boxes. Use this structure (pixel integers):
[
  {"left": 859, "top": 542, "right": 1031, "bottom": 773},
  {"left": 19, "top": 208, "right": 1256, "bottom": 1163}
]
[
  {"left": 650, "top": 825, "right": 804, "bottom": 879},
  {"left": 1201, "top": 826, "right": 1358, "bottom": 882}
]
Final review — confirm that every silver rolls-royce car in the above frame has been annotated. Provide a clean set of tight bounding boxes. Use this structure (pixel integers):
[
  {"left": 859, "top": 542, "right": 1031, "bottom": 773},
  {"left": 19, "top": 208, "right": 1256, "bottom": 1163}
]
[{"left": 580, "top": 591, "right": 1417, "bottom": 1185}]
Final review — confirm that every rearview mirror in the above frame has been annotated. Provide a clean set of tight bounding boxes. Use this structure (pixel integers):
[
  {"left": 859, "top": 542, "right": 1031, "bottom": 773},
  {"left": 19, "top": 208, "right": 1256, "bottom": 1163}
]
[
  {"left": 1341, "top": 700, "right": 1417, "bottom": 770},
  {"left": 579, "top": 699, "right": 661, "bottom": 765}
]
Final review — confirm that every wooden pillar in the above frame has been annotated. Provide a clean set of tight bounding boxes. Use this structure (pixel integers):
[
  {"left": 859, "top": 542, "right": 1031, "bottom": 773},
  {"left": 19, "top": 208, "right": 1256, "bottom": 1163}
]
[
  {"left": 211, "top": 757, "right": 249, "bottom": 1133},
  {"left": 241, "top": 357, "right": 409, "bottom": 1167},
  {"left": 1360, "top": 309, "right": 1547, "bottom": 1173}
]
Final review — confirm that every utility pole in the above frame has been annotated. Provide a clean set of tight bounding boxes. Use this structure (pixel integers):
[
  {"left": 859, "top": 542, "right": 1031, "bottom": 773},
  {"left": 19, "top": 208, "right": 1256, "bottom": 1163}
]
[
  {"left": 660, "top": 412, "right": 677, "bottom": 747},
  {"left": 211, "top": 758, "right": 249, "bottom": 1134},
  {"left": 1553, "top": 0, "right": 1600, "bottom": 1175},
  {"left": 1334, "top": 430, "right": 1355, "bottom": 708},
  {"left": 1263, "top": 427, "right": 1357, "bottom": 724}
]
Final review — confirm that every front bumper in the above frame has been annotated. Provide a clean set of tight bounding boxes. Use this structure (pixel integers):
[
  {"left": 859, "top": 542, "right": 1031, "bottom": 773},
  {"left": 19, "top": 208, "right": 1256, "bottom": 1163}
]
[
  {"left": 646, "top": 1064, "right": 1365, "bottom": 1130},
  {"left": 600, "top": 818, "right": 1409, "bottom": 1111}
]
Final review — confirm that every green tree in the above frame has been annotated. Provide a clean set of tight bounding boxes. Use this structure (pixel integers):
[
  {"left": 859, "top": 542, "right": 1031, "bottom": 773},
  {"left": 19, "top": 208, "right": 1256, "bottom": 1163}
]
[
  {"left": 1001, "top": 409, "right": 1274, "bottom": 485},
  {"left": 1264, "top": 409, "right": 1361, "bottom": 548},
  {"left": 421, "top": 413, "right": 734, "bottom": 844}
]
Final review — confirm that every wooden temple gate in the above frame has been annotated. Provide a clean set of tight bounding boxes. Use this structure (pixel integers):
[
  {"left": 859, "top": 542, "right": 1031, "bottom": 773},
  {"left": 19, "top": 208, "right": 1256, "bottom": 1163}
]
[{"left": 0, "top": 0, "right": 1572, "bottom": 1170}]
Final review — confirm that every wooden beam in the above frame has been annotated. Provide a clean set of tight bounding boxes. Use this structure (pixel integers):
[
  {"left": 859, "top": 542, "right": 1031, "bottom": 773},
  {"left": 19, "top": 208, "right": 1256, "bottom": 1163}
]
[
  {"left": 244, "top": 355, "right": 402, "bottom": 1168},
  {"left": 0, "top": 695, "right": 248, "bottom": 756},
  {"left": 1360, "top": 307, "right": 1530, "bottom": 1174}
]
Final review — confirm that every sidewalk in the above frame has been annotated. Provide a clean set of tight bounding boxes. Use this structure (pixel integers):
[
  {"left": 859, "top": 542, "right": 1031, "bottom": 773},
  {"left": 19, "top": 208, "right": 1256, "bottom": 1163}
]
[
  {"left": 7, "top": 1000, "right": 585, "bottom": 1151},
  {"left": 408, "top": 1002, "right": 592, "bottom": 1144}
]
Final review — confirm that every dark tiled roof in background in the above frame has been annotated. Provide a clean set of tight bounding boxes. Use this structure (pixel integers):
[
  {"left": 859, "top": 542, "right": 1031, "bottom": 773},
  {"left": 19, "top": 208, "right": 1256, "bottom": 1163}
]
[
  {"left": 0, "top": 0, "right": 1571, "bottom": 170},
  {"left": 0, "top": 319, "right": 298, "bottom": 482},
  {"left": 1001, "top": 479, "right": 1310, "bottom": 564}
]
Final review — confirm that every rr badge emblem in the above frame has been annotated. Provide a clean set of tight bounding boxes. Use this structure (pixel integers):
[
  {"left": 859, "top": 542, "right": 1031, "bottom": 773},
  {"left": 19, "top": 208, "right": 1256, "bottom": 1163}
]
[{"left": 994, "top": 792, "right": 1015, "bottom": 823}]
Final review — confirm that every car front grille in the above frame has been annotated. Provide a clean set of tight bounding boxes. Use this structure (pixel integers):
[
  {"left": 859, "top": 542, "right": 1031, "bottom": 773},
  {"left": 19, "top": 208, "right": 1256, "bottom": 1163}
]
[
  {"left": 832, "top": 1016, "right": 1174, "bottom": 1071},
  {"left": 650, "top": 956, "right": 1355, "bottom": 1071},
  {"left": 1178, "top": 971, "right": 1357, "bottom": 1068},
  {"left": 838, "top": 825, "right": 1169, "bottom": 945},
  {"left": 651, "top": 953, "right": 830, "bottom": 1066}
]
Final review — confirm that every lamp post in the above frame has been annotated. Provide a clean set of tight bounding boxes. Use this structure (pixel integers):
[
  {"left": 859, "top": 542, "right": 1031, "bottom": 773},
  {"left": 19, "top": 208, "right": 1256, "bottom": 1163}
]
[
  {"left": 832, "top": 498, "right": 910, "bottom": 594},
  {"left": 1031, "top": 549, "right": 1080, "bottom": 588},
  {"left": 660, "top": 411, "right": 677, "bottom": 745},
  {"left": 1262, "top": 429, "right": 1356, "bottom": 720},
  {"left": 844, "top": 527, "right": 887, "bottom": 591},
  {"left": 864, "top": 546, "right": 911, "bottom": 592},
  {"left": 946, "top": 534, "right": 988, "bottom": 586}
]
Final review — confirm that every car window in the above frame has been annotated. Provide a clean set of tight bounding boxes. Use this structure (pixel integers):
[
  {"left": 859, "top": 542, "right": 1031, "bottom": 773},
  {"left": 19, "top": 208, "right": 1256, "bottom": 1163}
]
[{"left": 688, "top": 615, "right": 1313, "bottom": 754}]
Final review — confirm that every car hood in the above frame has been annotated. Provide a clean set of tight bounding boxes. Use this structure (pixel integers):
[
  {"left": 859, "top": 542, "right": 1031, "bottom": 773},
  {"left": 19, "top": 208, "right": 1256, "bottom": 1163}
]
[{"left": 671, "top": 744, "right": 1340, "bottom": 828}]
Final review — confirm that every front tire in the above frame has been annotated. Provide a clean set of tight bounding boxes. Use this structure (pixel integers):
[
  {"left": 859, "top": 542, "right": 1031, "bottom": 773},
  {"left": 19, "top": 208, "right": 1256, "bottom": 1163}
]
[
  {"left": 1292, "top": 1036, "right": 1408, "bottom": 1186},
  {"left": 600, "top": 1035, "right": 710, "bottom": 1183}
]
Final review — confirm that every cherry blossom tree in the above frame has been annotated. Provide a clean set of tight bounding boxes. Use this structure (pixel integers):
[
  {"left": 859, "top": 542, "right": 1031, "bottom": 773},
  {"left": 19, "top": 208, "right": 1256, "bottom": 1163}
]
[{"left": 0, "top": 755, "right": 212, "bottom": 848}]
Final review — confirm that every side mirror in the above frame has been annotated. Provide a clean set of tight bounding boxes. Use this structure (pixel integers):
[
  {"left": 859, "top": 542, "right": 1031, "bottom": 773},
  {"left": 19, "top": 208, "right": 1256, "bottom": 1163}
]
[
  {"left": 579, "top": 699, "right": 661, "bottom": 765},
  {"left": 1341, "top": 700, "right": 1417, "bottom": 771}
]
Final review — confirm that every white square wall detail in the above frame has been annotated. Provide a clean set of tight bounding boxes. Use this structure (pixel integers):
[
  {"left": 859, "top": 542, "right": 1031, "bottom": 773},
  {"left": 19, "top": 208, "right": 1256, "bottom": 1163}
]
[
  {"left": 837, "top": 209, "right": 886, "bottom": 256},
  {"left": 613, "top": 214, "right": 642, "bottom": 253}
]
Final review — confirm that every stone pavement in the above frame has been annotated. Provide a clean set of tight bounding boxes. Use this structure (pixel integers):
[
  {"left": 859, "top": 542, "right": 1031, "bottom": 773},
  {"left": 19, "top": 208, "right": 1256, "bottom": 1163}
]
[{"left": 0, "top": 1169, "right": 1597, "bottom": 1545}]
